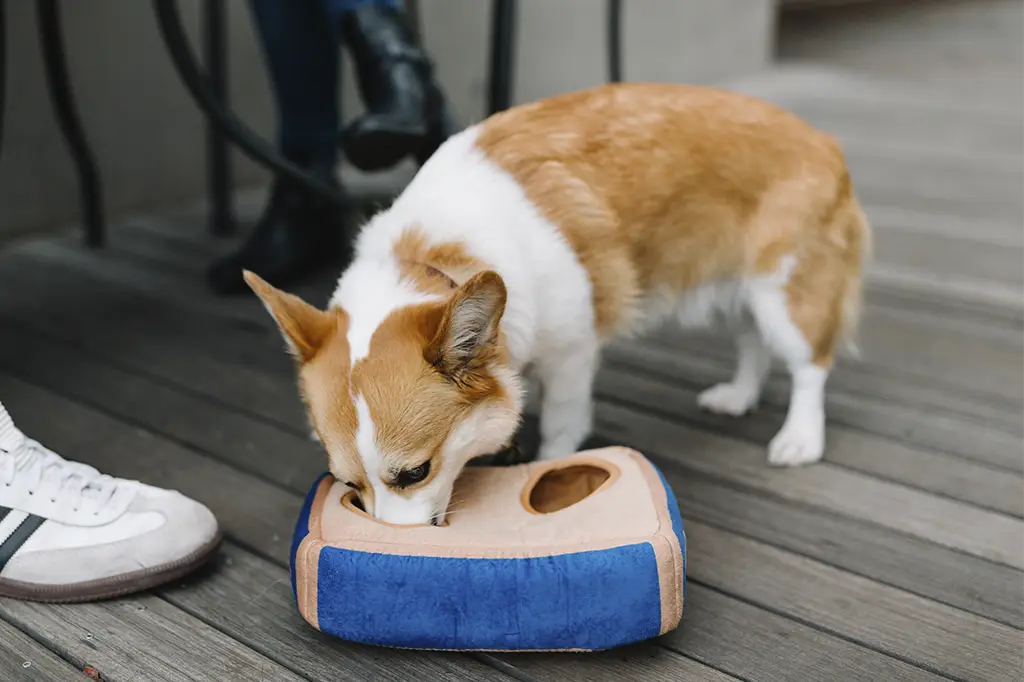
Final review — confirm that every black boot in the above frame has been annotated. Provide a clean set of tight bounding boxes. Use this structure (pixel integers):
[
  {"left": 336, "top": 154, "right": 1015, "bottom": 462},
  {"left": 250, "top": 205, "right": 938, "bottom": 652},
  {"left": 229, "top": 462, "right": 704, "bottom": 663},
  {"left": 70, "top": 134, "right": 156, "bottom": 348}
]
[
  {"left": 340, "top": 5, "right": 453, "bottom": 171},
  {"left": 207, "top": 155, "right": 352, "bottom": 295}
]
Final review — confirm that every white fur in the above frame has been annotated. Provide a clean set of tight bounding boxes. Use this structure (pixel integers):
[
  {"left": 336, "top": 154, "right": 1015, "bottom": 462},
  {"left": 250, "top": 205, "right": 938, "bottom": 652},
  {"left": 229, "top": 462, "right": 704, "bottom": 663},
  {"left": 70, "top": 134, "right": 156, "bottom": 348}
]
[
  {"left": 331, "top": 128, "right": 829, "bottom": 523},
  {"left": 333, "top": 127, "right": 594, "bottom": 372},
  {"left": 355, "top": 394, "right": 436, "bottom": 525},
  {"left": 332, "top": 127, "right": 591, "bottom": 522},
  {"left": 697, "top": 329, "right": 772, "bottom": 416},
  {"left": 691, "top": 255, "right": 829, "bottom": 466},
  {"left": 768, "top": 365, "right": 827, "bottom": 466}
]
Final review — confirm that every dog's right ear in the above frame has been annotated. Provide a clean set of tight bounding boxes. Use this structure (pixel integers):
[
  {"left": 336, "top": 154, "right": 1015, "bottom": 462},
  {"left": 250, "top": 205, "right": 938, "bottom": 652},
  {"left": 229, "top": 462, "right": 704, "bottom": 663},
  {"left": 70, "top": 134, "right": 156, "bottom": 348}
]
[
  {"left": 244, "top": 271, "right": 337, "bottom": 362},
  {"left": 426, "top": 270, "right": 507, "bottom": 382}
]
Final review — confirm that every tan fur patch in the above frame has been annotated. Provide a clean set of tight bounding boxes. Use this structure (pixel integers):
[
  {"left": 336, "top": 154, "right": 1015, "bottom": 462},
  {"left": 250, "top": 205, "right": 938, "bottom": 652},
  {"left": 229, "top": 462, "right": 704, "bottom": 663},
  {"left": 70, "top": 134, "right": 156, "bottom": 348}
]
[
  {"left": 392, "top": 226, "right": 489, "bottom": 295},
  {"left": 476, "top": 83, "right": 868, "bottom": 345},
  {"left": 297, "top": 310, "right": 367, "bottom": 487},
  {"left": 351, "top": 302, "right": 458, "bottom": 493},
  {"left": 347, "top": 277, "right": 511, "bottom": 497}
]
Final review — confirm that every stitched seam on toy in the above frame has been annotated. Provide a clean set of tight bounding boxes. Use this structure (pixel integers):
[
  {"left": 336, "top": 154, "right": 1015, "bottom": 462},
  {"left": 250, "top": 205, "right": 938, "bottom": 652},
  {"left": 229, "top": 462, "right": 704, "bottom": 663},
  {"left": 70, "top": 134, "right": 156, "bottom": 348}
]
[
  {"left": 301, "top": 478, "right": 331, "bottom": 628},
  {"left": 631, "top": 450, "right": 682, "bottom": 634}
]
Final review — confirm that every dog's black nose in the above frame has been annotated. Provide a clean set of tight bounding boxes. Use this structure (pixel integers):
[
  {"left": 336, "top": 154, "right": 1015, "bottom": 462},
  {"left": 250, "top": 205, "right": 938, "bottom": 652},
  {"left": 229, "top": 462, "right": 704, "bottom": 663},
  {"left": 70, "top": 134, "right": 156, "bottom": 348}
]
[{"left": 430, "top": 518, "right": 439, "bottom": 526}]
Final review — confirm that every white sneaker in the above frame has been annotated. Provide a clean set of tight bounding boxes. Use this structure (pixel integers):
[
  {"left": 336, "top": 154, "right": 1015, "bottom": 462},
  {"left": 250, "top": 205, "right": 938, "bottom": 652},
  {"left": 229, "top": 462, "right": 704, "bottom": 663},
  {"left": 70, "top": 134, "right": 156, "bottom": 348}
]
[{"left": 0, "top": 402, "right": 221, "bottom": 602}]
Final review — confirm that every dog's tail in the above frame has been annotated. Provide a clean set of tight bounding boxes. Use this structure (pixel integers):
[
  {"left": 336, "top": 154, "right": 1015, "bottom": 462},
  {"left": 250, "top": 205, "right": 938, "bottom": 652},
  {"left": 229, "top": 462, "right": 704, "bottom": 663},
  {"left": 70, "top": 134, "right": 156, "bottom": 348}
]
[{"left": 837, "top": 198, "right": 872, "bottom": 357}]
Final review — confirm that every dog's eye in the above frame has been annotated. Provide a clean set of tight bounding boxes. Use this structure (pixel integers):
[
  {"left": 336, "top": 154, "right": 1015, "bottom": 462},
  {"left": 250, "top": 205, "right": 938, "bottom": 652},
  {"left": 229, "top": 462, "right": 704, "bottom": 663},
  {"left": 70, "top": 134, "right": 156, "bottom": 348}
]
[{"left": 395, "top": 461, "right": 431, "bottom": 487}]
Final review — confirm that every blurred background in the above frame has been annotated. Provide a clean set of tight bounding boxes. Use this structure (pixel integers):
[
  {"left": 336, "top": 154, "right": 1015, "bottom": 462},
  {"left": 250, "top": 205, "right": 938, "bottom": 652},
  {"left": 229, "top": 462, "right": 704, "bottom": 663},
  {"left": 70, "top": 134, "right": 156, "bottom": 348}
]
[{"left": 4, "top": 0, "right": 1018, "bottom": 246}]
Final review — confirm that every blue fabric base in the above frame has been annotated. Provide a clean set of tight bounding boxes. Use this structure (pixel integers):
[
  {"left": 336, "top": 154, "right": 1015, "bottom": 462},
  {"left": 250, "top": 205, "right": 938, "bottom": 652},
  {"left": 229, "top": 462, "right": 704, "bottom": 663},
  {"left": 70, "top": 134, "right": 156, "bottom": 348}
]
[{"left": 315, "top": 542, "right": 661, "bottom": 651}]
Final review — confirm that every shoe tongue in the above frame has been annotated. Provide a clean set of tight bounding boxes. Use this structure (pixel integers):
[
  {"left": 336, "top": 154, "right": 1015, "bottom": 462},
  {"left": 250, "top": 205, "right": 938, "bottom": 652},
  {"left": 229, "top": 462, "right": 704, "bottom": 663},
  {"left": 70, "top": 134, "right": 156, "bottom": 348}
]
[{"left": 0, "top": 404, "right": 26, "bottom": 454}]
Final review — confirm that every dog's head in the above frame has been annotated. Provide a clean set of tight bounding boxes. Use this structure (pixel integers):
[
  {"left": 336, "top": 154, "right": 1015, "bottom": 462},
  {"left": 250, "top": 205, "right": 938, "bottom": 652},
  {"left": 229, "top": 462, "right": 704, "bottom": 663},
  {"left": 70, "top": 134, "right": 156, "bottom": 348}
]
[{"left": 245, "top": 270, "right": 523, "bottom": 526}]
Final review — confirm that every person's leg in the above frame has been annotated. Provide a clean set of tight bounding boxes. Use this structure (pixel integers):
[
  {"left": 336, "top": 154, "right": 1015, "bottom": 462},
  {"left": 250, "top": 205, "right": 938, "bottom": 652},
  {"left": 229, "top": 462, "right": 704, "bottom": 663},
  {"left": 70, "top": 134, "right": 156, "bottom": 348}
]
[
  {"left": 256, "top": 0, "right": 341, "bottom": 162},
  {"left": 0, "top": 400, "right": 220, "bottom": 601},
  {"left": 322, "top": 0, "right": 455, "bottom": 171},
  {"left": 208, "top": 0, "right": 351, "bottom": 295}
]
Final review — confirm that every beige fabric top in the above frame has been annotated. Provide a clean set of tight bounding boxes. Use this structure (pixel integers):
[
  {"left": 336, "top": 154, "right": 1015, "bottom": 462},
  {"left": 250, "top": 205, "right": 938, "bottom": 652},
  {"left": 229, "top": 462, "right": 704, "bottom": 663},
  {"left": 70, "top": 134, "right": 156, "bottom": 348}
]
[{"left": 317, "top": 447, "right": 665, "bottom": 559}]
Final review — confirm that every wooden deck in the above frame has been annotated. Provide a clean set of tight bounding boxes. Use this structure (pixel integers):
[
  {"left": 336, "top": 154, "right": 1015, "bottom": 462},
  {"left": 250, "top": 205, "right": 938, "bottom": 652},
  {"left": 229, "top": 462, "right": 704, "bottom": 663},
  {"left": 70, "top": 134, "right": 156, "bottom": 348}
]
[{"left": 1, "top": 9, "right": 1022, "bottom": 682}]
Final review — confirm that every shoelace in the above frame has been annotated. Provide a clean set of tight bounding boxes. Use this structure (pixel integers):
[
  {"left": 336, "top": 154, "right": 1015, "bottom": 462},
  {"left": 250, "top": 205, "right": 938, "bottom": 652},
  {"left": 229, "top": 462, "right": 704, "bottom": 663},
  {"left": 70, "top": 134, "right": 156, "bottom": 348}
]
[{"left": 1, "top": 403, "right": 119, "bottom": 514}]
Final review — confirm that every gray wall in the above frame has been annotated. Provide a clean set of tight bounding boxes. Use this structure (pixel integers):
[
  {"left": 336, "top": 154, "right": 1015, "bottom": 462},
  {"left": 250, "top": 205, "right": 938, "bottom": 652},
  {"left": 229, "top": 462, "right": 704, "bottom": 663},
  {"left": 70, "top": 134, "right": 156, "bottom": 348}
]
[{"left": 0, "top": 0, "right": 773, "bottom": 242}]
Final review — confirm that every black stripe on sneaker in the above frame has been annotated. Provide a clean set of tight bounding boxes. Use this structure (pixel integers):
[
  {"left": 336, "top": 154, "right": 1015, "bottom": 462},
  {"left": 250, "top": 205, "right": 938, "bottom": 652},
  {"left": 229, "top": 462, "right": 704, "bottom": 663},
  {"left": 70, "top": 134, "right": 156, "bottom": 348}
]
[
  {"left": 0, "top": 514, "right": 46, "bottom": 569},
  {"left": 0, "top": 506, "right": 11, "bottom": 524}
]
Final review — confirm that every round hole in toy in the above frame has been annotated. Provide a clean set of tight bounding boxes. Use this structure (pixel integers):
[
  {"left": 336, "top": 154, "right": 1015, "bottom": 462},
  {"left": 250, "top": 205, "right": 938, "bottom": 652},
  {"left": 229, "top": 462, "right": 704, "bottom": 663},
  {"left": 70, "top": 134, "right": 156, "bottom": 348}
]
[{"left": 523, "top": 462, "right": 618, "bottom": 514}]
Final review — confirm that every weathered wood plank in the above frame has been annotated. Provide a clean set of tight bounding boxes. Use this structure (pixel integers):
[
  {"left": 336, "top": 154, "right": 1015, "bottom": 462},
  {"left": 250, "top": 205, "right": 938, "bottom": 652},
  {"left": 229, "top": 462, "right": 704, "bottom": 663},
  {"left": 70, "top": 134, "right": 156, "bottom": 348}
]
[
  {"left": 0, "top": 328, "right": 324, "bottom": 486},
  {"left": 727, "top": 65, "right": 1024, "bottom": 138},
  {"left": 665, "top": 462, "right": 1024, "bottom": 630},
  {"left": 0, "top": 618, "right": 82, "bottom": 682},
  {"left": 0, "top": 375, "right": 306, "bottom": 561},
  {"left": 3, "top": 240, "right": 271, "bottom": 326},
  {"left": 868, "top": 266, "right": 1024, "bottom": 327},
  {"left": 0, "top": 255, "right": 302, "bottom": 421},
  {"left": 592, "top": 363, "right": 1024, "bottom": 517},
  {"left": 870, "top": 221, "right": 1024, "bottom": 292},
  {"left": 500, "top": 647, "right": 737, "bottom": 682},
  {"left": 684, "top": 519, "right": 1022, "bottom": 682},
  {"left": 590, "top": 399, "right": 1024, "bottom": 569},
  {"left": 651, "top": 312, "right": 1024, "bottom": 409},
  {"left": 778, "top": 99, "right": 1024, "bottom": 155},
  {"left": 664, "top": 584, "right": 944, "bottom": 682},
  {"left": 0, "top": 596, "right": 307, "bottom": 682},
  {"left": 608, "top": 342, "right": 1024, "bottom": 472},
  {"left": 848, "top": 149, "right": 1024, "bottom": 226}
]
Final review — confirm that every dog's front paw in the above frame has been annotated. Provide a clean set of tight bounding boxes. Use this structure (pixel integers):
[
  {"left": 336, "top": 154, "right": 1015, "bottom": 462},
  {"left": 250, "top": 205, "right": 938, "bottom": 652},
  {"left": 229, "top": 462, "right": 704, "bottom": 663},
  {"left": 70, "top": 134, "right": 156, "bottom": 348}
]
[{"left": 697, "top": 382, "right": 759, "bottom": 416}]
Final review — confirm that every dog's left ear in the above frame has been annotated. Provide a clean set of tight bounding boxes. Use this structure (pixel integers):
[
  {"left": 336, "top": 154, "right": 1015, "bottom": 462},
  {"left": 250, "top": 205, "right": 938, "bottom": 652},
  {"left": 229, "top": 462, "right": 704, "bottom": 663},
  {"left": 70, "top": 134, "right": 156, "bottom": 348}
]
[{"left": 244, "top": 270, "right": 337, "bottom": 362}]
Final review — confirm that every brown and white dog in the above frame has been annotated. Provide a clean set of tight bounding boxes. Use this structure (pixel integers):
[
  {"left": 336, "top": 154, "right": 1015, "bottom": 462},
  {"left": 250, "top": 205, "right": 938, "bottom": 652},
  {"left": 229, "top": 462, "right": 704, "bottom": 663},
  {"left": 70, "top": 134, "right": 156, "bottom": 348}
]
[{"left": 246, "top": 83, "right": 870, "bottom": 526}]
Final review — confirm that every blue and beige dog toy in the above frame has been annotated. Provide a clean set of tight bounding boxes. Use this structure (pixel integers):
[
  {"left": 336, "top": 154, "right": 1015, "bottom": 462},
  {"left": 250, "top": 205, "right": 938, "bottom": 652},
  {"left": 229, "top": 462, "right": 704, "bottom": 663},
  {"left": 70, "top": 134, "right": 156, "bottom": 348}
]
[{"left": 290, "top": 447, "right": 685, "bottom": 651}]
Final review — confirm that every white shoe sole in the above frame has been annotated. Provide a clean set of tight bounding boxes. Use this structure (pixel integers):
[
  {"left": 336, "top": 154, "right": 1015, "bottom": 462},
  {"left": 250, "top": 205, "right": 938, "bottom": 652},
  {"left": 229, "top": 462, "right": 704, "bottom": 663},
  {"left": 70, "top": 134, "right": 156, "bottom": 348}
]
[{"left": 0, "top": 532, "right": 222, "bottom": 603}]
